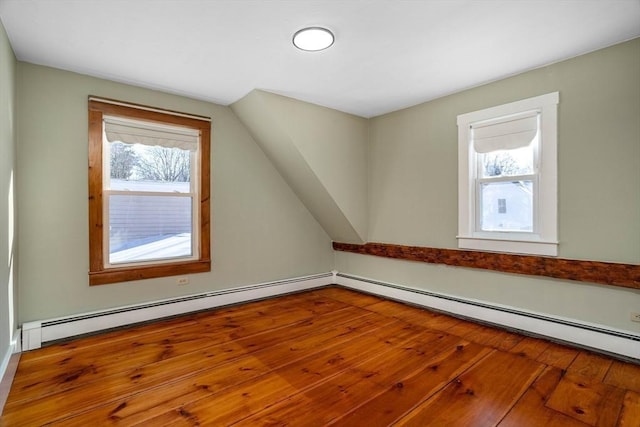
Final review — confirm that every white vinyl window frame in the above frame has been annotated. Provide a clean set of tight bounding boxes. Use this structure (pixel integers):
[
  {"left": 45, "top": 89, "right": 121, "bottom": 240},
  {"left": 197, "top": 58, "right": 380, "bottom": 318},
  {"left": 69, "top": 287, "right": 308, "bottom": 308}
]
[
  {"left": 101, "top": 119, "right": 201, "bottom": 268},
  {"left": 457, "top": 92, "right": 559, "bottom": 256}
]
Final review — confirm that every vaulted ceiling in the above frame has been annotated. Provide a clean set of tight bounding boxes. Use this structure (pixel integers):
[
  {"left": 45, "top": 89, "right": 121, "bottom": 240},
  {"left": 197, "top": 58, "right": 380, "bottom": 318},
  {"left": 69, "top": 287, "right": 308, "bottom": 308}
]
[{"left": 1, "top": 0, "right": 639, "bottom": 118}]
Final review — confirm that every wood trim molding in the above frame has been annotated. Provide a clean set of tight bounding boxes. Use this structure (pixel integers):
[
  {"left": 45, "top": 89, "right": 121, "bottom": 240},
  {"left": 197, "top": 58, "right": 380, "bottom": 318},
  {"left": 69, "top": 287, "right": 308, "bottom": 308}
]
[
  {"left": 88, "top": 98, "right": 211, "bottom": 285},
  {"left": 333, "top": 242, "right": 640, "bottom": 290}
]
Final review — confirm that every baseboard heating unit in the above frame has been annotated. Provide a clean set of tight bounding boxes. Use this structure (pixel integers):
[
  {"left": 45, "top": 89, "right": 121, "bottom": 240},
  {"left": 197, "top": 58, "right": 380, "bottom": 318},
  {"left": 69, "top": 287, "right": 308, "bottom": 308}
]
[
  {"left": 19, "top": 270, "right": 639, "bottom": 361},
  {"left": 21, "top": 272, "right": 333, "bottom": 351},
  {"left": 334, "top": 273, "right": 640, "bottom": 361}
]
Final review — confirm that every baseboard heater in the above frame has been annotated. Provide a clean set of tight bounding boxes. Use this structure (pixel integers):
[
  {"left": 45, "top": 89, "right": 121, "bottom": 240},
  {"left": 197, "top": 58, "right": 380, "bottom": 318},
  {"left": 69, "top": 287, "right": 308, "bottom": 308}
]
[
  {"left": 20, "top": 270, "right": 639, "bottom": 361},
  {"left": 335, "top": 273, "right": 640, "bottom": 361},
  {"left": 21, "top": 272, "right": 333, "bottom": 350}
]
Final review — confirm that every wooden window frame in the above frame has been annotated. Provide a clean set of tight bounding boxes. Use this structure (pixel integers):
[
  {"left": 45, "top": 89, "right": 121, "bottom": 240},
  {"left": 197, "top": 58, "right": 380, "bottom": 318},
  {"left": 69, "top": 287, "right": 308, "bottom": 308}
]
[{"left": 88, "top": 98, "right": 211, "bottom": 285}]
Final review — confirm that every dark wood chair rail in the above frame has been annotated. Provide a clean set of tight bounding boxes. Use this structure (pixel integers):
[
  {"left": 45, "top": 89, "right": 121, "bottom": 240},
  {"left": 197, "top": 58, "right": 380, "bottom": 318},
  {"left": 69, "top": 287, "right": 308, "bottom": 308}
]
[{"left": 333, "top": 242, "right": 640, "bottom": 290}]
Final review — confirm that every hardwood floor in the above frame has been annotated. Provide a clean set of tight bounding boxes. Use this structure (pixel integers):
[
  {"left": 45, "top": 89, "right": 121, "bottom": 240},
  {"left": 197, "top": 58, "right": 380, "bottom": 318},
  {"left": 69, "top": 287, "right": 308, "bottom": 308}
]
[{"left": 1, "top": 287, "right": 639, "bottom": 426}]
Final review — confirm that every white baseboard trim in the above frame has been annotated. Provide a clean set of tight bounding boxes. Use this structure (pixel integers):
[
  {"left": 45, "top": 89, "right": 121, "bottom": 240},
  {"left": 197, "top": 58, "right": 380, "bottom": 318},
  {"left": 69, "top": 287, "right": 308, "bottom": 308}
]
[
  {"left": 0, "top": 345, "right": 13, "bottom": 386},
  {"left": 18, "top": 270, "right": 639, "bottom": 360},
  {"left": 335, "top": 272, "right": 640, "bottom": 361},
  {"left": 0, "top": 330, "right": 20, "bottom": 388},
  {"left": 21, "top": 272, "right": 333, "bottom": 351},
  {"left": 13, "top": 329, "right": 21, "bottom": 354}
]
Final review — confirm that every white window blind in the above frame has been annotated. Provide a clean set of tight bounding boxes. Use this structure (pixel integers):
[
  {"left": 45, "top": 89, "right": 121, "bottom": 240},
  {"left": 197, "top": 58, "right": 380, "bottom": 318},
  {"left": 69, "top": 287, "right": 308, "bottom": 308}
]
[
  {"left": 104, "top": 115, "right": 199, "bottom": 152},
  {"left": 472, "top": 113, "right": 538, "bottom": 153}
]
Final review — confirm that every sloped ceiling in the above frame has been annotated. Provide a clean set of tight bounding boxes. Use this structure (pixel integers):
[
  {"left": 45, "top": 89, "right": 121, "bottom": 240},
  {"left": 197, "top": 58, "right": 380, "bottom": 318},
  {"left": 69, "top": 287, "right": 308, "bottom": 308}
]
[{"left": 232, "top": 90, "right": 368, "bottom": 243}]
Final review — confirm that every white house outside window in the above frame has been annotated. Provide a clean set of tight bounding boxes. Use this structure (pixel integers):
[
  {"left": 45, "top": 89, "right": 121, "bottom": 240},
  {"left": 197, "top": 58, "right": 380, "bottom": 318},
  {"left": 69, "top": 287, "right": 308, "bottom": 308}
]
[{"left": 457, "top": 92, "right": 559, "bottom": 256}]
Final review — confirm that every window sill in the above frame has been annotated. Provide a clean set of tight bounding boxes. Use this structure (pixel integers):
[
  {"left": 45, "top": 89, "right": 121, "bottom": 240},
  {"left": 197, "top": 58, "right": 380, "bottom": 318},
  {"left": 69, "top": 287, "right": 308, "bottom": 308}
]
[
  {"left": 457, "top": 236, "right": 558, "bottom": 256},
  {"left": 89, "top": 259, "right": 211, "bottom": 285}
]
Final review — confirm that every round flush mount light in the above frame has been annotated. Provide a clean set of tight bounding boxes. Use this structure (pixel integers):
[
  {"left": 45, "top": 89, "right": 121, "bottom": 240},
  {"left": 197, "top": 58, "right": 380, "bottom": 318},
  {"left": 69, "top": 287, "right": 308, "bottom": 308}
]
[{"left": 293, "top": 27, "right": 334, "bottom": 51}]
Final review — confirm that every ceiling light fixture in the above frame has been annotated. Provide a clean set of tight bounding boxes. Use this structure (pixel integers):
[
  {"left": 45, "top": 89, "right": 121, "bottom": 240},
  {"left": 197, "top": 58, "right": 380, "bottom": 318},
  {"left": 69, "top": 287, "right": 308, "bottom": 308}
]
[{"left": 293, "top": 27, "right": 334, "bottom": 51}]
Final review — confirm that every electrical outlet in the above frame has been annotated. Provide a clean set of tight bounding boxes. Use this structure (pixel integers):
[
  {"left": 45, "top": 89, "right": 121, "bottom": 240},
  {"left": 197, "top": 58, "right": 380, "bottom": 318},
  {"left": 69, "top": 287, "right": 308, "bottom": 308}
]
[
  {"left": 631, "top": 312, "right": 640, "bottom": 323},
  {"left": 176, "top": 276, "right": 189, "bottom": 286}
]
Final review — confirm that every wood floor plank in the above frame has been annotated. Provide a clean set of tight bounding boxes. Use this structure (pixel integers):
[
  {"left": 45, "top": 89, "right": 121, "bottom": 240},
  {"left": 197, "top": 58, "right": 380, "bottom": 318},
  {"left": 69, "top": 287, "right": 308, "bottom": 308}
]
[
  {"left": 366, "top": 300, "right": 471, "bottom": 333},
  {"left": 395, "top": 350, "right": 545, "bottom": 426},
  {"left": 133, "top": 321, "right": 429, "bottom": 425},
  {"left": 596, "top": 385, "right": 627, "bottom": 427},
  {"left": 499, "top": 366, "right": 591, "bottom": 427},
  {"left": 48, "top": 311, "right": 389, "bottom": 426},
  {"left": 546, "top": 372, "right": 626, "bottom": 426},
  {"left": 17, "top": 291, "right": 316, "bottom": 364},
  {"left": 225, "top": 334, "right": 483, "bottom": 426},
  {"left": 542, "top": 353, "right": 622, "bottom": 426},
  {"left": 536, "top": 341, "right": 580, "bottom": 370},
  {"left": 617, "top": 391, "right": 640, "bottom": 427},
  {"left": 508, "top": 336, "right": 551, "bottom": 360},
  {"left": 331, "top": 341, "right": 492, "bottom": 426},
  {"left": 416, "top": 311, "right": 464, "bottom": 331},
  {"left": 7, "top": 295, "right": 354, "bottom": 405},
  {"left": 461, "top": 324, "right": 523, "bottom": 351},
  {"left": 311, "top": 287, "right": 383, "bottom": 307},
  {"left": 446, "top": 321, "right": 523, "bottom": 351},
  {"left": 363, "top": 300, "right": 442, "bottom": 326},
  {"left": 446, "top": 319, "right": 487, "bottom": 339},
  {"left": 603, "top": 361, "right": 640, "bottom": 393},
  {"left": 2, "top": 287, "right": 638, "bottom": 426},
  {"left": 14, "top": 292, "right": 343, "bottom": 377},
  {"left": 566, "top": 352, "right": 613, "bottom": 382},
  {"left": 3, "top": 305, "right": 371, "bottom": 425}
]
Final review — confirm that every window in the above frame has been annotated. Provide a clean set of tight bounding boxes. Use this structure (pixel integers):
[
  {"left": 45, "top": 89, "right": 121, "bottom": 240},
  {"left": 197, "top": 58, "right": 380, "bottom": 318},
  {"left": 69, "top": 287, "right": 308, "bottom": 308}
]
[
  {"left": 497, "top": 198, "right": 507, "bottom": 214},
  {"left": 457, "top": 92, "right": 559, "bottom": 256},
  {"left": 88, "top": 97, "right": 211, "bottom": 285}
]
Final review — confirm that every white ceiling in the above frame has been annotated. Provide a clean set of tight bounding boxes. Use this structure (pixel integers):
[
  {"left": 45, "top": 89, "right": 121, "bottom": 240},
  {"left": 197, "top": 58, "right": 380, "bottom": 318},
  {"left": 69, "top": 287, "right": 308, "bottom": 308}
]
[{"left": 1, "top": 0, "right": 639, "bottom": 118}]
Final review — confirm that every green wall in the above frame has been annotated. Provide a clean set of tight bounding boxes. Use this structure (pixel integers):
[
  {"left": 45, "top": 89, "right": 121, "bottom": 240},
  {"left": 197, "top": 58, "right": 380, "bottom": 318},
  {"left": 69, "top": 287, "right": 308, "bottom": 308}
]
[
  {"left": 232, "top": 90, "right": 369, "bottom": 243},
  {"left": 337, "top": 38, "right": 640, "bottom": 333},
  {"left": 16, "top": 64, "right": 333, "bottom": 322},
  {"left": 8, "top": 32, "right": 640, "bottom": 338},
  {"left": 0, "top": 19, "right": 17, "bottom": 362}
]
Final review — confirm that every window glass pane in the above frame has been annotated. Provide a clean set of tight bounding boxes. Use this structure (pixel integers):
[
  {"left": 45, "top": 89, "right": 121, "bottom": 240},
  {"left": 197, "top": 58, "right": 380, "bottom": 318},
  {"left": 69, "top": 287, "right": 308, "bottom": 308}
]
[
  {"left": 480, "top": 180, "right": 533, "bottom": 232},
  {"left": 480, "top": 144, "right": 534, "bottom": 178},
  {"left": 109, "top": 194, "right": 193, "bottom": 264},
  {"left": 108, "top": 142, "right": 191, "bottom": 192},
  {"left": 109, "top": 141, "right": 139, "bottom": 181}
]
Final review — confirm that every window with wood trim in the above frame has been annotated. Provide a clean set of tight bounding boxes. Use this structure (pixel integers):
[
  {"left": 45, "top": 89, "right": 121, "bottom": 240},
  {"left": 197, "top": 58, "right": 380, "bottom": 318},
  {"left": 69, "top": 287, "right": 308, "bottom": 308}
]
[{"left": 88, "top": 98, "right": 211, "bottom": 285}]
